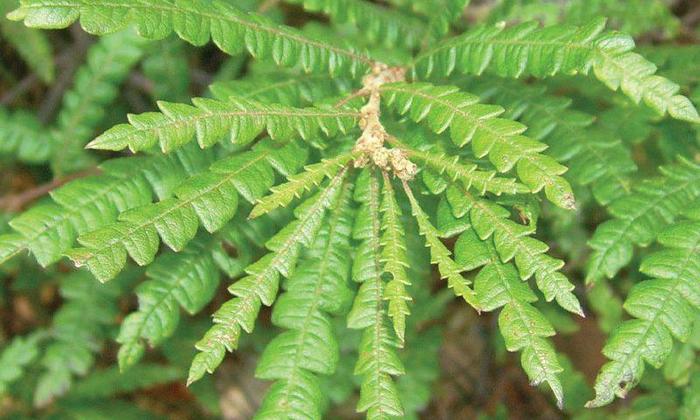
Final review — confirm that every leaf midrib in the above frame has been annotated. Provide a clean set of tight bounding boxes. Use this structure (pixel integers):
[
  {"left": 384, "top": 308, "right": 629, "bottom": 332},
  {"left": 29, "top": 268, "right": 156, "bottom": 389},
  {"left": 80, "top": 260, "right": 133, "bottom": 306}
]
[
  {"left": 92, "top": 106, "right": 359, "bottom": 149},
  {"left": 413, "top": 31, "right": 595, "bottom": 68}
]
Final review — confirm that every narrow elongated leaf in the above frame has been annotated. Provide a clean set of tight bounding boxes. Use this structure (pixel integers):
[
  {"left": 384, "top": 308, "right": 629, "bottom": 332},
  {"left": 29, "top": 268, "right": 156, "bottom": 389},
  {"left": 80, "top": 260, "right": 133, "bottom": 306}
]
[
  {"left": 286, "top": 0, "right": 427, "bottom": 49},
  {"left": 256, "top": 181, "right": 354, "bottom": 418},
  {"left": 404, "top": 182, "right": 480, "bottom": 310},
  {"left": 188, "top": 169, "right": 347, "bottom": 385},
  {"left": 379, "top": 175, "right": 411, "bottom": 343},
  {"left": 348, "top": 170, "right": 405, "bottom": 419},
  {"left": 412, "top": 18, "right": 699, "bottom": 122},
  {"left": 382, "top": 82, "right": 576, "bottom": 209},
  {"left": 68, "top": 141, "right": 308, "bottom": 282},
  {"left": 88, "top": 96, "right": 358, "bottom": 153},
  {"left": 588, "top": 220, "right": 700, "bottom": 407},
  {"left": 250, "top": 151, "right": 354, "bottom": 219},
  {"left": 9, "top": 0, "right": 374, "bottom": 76},
  {"left": 587, "top": 159, "right": 700, "bottom": 284}
]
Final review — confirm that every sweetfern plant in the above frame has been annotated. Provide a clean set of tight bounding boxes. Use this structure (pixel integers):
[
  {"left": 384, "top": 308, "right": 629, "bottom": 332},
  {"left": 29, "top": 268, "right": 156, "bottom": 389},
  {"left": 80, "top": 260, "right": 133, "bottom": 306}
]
[{"left": 1, "top": 0, "right": 699, "bottom": 418}]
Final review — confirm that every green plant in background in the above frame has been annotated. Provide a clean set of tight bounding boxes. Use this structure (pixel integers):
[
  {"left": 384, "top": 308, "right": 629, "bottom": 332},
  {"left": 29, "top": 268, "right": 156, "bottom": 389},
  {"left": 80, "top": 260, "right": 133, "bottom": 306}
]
[{"left": 0, "top": 0, "right": 699, "bottom": 418}]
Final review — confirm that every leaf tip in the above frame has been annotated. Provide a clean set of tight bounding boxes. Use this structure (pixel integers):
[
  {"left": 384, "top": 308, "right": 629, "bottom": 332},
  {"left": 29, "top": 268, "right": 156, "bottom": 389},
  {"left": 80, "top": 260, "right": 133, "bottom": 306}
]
[
  {"left": 6, "top": 8, "right": 25, "bottom": 22},
  {"left": 85, "top": 137, "right": 113, "bottom": 150}
]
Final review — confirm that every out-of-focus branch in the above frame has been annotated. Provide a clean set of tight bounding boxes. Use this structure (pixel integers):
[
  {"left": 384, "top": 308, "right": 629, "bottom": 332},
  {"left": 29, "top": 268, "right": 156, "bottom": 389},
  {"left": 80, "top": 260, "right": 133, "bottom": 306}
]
[
  {"left": 0, "top": 168, "right": 98, "bottom": 212},
  {"left": 37, "top": 25, "right": 92, "bottom": 124}
]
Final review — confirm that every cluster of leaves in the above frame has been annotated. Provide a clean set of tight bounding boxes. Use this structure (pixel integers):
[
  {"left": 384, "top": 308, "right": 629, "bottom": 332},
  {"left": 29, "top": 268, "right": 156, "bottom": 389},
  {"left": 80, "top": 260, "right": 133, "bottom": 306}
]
[{"left": 1, "top": 0, "right": 699, "bottom": 418}]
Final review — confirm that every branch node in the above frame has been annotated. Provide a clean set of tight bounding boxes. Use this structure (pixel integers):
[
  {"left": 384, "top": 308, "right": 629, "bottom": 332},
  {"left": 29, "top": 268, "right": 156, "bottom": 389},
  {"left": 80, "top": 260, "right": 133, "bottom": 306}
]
[{"left": 352, "top": 65, "right": 416, "bottom": 181}]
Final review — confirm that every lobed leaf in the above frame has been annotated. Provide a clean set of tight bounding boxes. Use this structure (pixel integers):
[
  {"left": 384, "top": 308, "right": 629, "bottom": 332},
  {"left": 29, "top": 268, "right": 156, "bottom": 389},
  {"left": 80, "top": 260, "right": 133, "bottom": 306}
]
[
  {"left": 379, "top": 174, "right": 412, "bottom": 343},
  {"left": 250, "top": 151, "right": 355, "bottom": 219},
  {"left": 0, "top": 108, "right": 50, "bottom": 164},
  {"left": 468, "top": 78, "right": 637, "bottom": 205},
  {"left": 88, "top": 95, "right": 358, "bottom": 153},
  {"left": 9, "top": 0, "right": 375, "bottom": 76},
  {"left": 116, "top": 235, "right": 226, "bottom": 370},
  {"left": 348, "top": 169, "right": 405, "bottom": 419},
  {"left": 587, "top": 158, "right": 700, "bottom": 284},
  {"left": 50, "top": 29, "right": 147, "bottom": 174},
  {"left": 381, "top": 82, "right": 576, "bottom": 209},
  {"left": 394, "top": 139, "right": 529, "bottom": 196},
  {"left": 188, "top": 169, "right": 348, "bottom": 385},
  {"left": 412, "top": 18, "right": 700, "bottom": 122},
  {"left": 588, "top": 220, "right": 700, "bottom": 407},
  {"left": 256, "top": 180, "right": 354, "bottom": 418},
  {"left": 68, "top": 141, "right": 308, "bottom": 282},
  {"left": 34, "top": 271, "right": 130, "bottom": 407},
  {"left": 404, "top": 182, "right": 480, "bottom": 310},
  {"left": 445, "top": 218, "right": 565, "bottom": 408},
  {"left": 209, "top": 71, "right": 353, "bottom": 107},
  {"left": 0, "top": 144, "right": 215, "bottom": 268},
  {"left": 286, "top": 0, "right": 428, "bottom": 49},
  {"left": 0, "top": 331, "right": 46, "bottom": 395},
  {"left": 447, "top": 184, "right": 582, "bottom": 316}
]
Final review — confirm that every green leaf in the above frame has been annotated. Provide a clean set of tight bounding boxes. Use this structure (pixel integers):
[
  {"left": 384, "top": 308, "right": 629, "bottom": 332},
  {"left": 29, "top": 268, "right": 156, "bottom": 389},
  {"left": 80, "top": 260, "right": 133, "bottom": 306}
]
[
  {"left": 499, "top": 302, "right": 563, "bottom": 403},
  {"left": 256, "top": 180, "right": 354, "bottom": 418},
  {"left": 440, "top": 182, "right": 583, "bottom": 316},
  {"left": 412, "top": 18, "right": 699, "bottom": 122},
  {"left": 587, "top": 220, "right": 700, "bottom": 407},
  {"left": 2, "top": 144, "right": 212, "bottom": 268},
  {"left": 565, "top": 0, "right": 680, "bottom": 37},
  {"left": 386, "top": 0, "right": 469, "bottom": 39},
  {"left": 0, "top": 233, "right": 26, "bottom": 266},
  {"left": 210, "top": 70, "right": 352, "bottom": 107},
  {"left": 0, "top": 108, "right": 50, "bottom": 164},
  {"left": 256, "top": 370, "right": 325, "bottom": 419},
  {"left": 9, "top": 0, "right": 374, "bottom": 76},
  {"left": 451, "top": 226, "right": 564, "bottom": 408},
  {"left": 50, "top": 29, "right": 147, "bottom": 175},
  {"left": 379, "top": 174, "right": 412, "bottom": 344},
  {"left": 88, "top": 95, "right": 358, "bottom": 153},
  {"left": 587, "top": 158, "right": 700, "bottom": 284},
  {"left": 68, "top": 140, "right": 307, "bottom": 282},
  {"left": 0, "top": 331, "right": 46, "bottom": 395},
  {"left": 394, "top": 140, "right": 529, "bottom": 196},
  {"left": 286, "top": 0, "right": 428, "bottom": 49},
  {"left": 0, "top": 0, "right": 54, "bottom": 83},
  {"left": 142, "top": 38, "right": 190, "bottom": 102},
  {"left": 35, "top": 270, "right": 130, "bottom": 407},
  {"left": 188, "top": 168, "right": 348, "bottom": 385},
  {"left": 117, "top": 235, "right": 224, "bottom": 370},
  {"left": 348, "top": 169, "right": 405, "bottom": 419},
  {"left": 404, "top": 182, "right": 480, "bottom": 310},
  {"left": 466, "top": 78, "right": 637, "bottom": 205},
  {"left": 381, "top": 82, "right": 576, "bottom": 209},
  {"left": 250, "top": 151, "right": 354, "bottom": 219}
]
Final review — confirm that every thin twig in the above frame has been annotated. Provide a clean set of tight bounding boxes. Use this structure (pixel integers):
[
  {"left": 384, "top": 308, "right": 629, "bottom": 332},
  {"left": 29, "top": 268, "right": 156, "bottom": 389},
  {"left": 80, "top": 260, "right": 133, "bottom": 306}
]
[
  {"left": 127, "top": 72, "right": 155, "bottom": 96},
  {"left": 682, "top": 3, "right": 700, "bottom": 27},
  {"left": 0, "top": 168, "right": 99, "bottom": 212},
  {"left": 0, "top": 74, "right": 39, "bottom": 106},
  {"left": 37, "top": 26, "right": 92, "bottom": 124},
  {"left": 333, "top": 88, "right": 370, "bottom": 109},
  {"left": 258, "top": 0, "right": 280, "bottom": 13}
]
